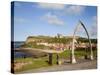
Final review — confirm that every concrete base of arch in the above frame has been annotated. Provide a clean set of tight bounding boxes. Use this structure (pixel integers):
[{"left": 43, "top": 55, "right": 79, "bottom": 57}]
[
  {"left": 71, "top": 55, "right": 77, "bottom": 64},
  {"left": 71, "top": 58, "right": 76, "bottom": 64},
  {"left": 90, "top": 55, "right": 94, "bottom": 60}
]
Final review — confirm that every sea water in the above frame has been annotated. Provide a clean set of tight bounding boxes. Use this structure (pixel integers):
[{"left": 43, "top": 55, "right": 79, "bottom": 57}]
[{"left": 13, "top": 42, "right": 32, "bottom": 58}]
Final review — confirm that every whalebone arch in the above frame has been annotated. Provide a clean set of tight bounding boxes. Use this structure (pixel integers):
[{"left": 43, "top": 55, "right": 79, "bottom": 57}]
[{"left": 71, "top": 20, "right": 93, "bottom": 63}]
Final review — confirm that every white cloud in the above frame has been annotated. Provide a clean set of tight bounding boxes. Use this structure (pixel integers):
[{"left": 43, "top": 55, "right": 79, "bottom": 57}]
[
  {"left": 42, "top": 12, "right": 64, "bottom": 25},
  {"left": 38, "top": 3, "right": 86, "bottom": 15},
  {"left": 90, "top": 16, "right": 97, "bottom": 37},
  {"left": 38, "top": 3, "right": 65, "bottom": 10},
  {"left": 74, "top": 22, "right": 86, "bottom": 37},
  {"left": 14, "top": 17, "right": 30, "bottom": 24},
  {"left": 93, "top": 15, "right": 97, "bottom": 23},
  {"left": 14, "top": 18, "right": 25, "bottom": 23},
  {"left": 77, "top": 22, "right": 84, "bottom": 32},
  {"left": 65, "top": 6, "right": 86, "bottom": 15}
]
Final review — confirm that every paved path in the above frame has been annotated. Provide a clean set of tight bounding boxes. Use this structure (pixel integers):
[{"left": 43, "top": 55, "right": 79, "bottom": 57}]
[{"left": 17, "top": 59, "right": 97, "bottom": 74}]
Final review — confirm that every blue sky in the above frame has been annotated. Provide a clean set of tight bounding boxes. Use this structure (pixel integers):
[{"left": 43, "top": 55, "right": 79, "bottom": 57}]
[{"left": 12, "top": 1, "right": 97, "bottom": 41}]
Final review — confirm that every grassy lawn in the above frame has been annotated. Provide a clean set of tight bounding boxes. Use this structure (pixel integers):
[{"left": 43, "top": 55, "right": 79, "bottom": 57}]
[
  {"left": 14, "top": 50, "right": 69, "bottom": 72},
  {"left": 14, "top": 49, "right": 97, "bottom": 73},
  {"left": 14, "top": 57, "right": 49, "bottom": 72}
]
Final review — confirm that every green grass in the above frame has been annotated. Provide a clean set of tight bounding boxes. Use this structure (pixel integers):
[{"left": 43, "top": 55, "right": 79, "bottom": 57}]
[
  {"left": 14, "top": 49, "right": 97, "bottom": 73},
  {"left": 14, "top": 51, "right": 69, "bottom": 72},
  {"left": 15, "top": 57, "right": 49, "bottom": 72}
]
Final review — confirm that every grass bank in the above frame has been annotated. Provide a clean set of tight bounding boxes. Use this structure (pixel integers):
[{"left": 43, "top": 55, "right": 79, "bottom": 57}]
[{"left": 14, "top": 49, "right": 97, "bottom": 73}]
